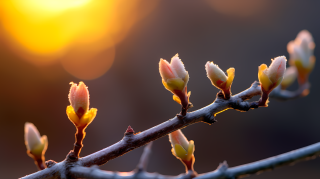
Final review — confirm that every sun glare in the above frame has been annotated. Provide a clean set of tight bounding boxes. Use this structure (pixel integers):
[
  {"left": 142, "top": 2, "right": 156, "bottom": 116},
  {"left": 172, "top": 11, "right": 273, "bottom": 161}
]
[
  {"left": 0, "top": 0, "right": 158, "bottom": 79},
  {"left": 18, "top": 0, "right": 90, "bottom": 14}
]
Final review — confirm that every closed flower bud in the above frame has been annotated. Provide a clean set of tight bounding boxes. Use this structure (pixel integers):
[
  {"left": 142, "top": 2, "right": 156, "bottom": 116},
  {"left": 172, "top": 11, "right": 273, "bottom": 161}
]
[
  {"left": 169, "top": 129, "right": 195, "bottom": 162},
  {"left": 67, "top": 82, "right": 97, "bottom": 128},
  {"left": 287, "top": 30, "right": 315, "bottom": 84},
  {"left": 69, "top": 82, "right": 89, "bottom": 117},
  {"left": 281, "top": 66, "right": 297, "bottom": 89},
  {"left": 159, "top": 54, "right": 190, "bottom": 108},
  {"left": 205, "top": 62, "right": 235, "bottom": 98},
  {"left": 258, "top": 56, "right": 287, "bottom": 92},
  {"left": 24, "top": 122, "right": 48, "bottom": 159}
]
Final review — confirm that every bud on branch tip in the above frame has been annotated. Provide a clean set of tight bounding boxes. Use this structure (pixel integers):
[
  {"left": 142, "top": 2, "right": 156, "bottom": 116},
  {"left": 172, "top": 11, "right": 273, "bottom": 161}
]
[
  {"left": 66, "top": 82, "right": 97, "bottom": 129},
  {"left": 169, "top": 130, "right": 195, "bottom": 172},
  {"left": 159, "top": 54, "right": 191, "bottom": 112},
  {"left": 205, "top": 62, "right": 235, "bottom": 99},
  {"left": 24, "top": 122, "right": 48, "bottom": 169},
  {"left": 287, "top": 30, "right": 315, "bottom": 84},
  {"left": 258, "top": 56, "right": 287, "bottom": 93}
]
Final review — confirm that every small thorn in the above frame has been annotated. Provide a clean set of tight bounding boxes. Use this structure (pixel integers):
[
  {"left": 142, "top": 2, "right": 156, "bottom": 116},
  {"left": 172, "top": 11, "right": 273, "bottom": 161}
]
[{"left": 125, "top": 125, "right": 134, "bottom": 135}]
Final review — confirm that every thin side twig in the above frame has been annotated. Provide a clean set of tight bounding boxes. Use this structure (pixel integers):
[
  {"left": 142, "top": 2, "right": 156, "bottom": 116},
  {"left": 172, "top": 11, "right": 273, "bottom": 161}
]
[{"left": 137, "top": 142, "right": 153, "bottom": 171}]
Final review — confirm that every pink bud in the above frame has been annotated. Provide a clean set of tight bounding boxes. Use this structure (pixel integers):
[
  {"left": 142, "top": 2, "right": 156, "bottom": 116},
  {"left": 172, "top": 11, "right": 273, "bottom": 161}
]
[
  {"left": 159, "top": 54, "right": 190, "bottom": 109},
  {"left": 169, "top": 129, "right": 190, "bottom": 150},
  {"left": 69, "top": 82, "right": 89, "bottom": 118},
  {"left": 126, "top": 126, "right": 134, "bottom": 134},
  {"left": 169, "top": 129, "right": 195, "bottom": 163},
  {"left": 267, "top": 56, "right": 287, "bottom": 84}
]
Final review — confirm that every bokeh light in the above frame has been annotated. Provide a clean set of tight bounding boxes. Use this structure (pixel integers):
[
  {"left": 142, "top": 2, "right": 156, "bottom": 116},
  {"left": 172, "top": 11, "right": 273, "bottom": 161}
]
[{"left": 0, "top": 0, "right": 158, "bottom": 79}]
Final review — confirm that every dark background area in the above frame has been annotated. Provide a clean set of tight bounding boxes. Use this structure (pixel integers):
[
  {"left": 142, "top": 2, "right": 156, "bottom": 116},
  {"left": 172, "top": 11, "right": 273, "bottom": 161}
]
[{"left": 1, "top": 0, "right": 320, "bottom": 178}]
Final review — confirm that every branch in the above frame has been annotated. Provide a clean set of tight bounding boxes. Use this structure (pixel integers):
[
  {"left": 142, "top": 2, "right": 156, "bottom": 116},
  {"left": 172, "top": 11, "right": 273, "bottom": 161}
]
[
  {"left": 35, "top": 141, "right": 320, "bottom": 179},
  {"left": 21, "top": 161, "right": 62, "bottom": 179},
  {"left": 79, "top": 82, "right": 262, "bottom": 167},
  {"left": 195, "top": 141, "right": 320, "bottom": 179},
  {"left": 21, "top": 81, "right": 261, "bottom": 178},
  {"left": 69, "top": 143, "right": 193, "bottom": 179},
  {"left": 20, "top": 81, "right": 308, "bottom": 178}
]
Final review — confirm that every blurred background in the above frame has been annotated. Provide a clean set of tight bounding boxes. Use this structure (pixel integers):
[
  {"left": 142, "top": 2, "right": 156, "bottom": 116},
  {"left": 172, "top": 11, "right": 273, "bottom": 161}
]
[{"left": 0, "top": 0, "right": 320, "bottom": 178}]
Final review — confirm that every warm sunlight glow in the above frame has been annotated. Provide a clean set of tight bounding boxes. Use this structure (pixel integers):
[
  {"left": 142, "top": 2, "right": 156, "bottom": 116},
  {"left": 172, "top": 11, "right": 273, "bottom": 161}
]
[
  {"left": 18, "top": 0, "right": 90, "bottom": 14},
  {"left": 0, "top": 0, "right": 158, "bottom": 79}
]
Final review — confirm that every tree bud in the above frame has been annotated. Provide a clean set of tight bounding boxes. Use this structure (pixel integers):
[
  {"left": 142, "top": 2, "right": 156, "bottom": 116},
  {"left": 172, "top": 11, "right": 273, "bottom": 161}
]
[
  {"left": 24, "top": 122, "right": 48, "bottom": 159},
  {"left": 205, "top": 62, "right": 235, "bottom": 93},
  {"left": 169, "top": 129, "right": 194, "bottom": 162},
  {"left": 258, "top": 56, "right": 287, "bottom": 92},
  {"left": 287, "top": 30, "right": 315, "bottom": 84},
  {"left": 67, "top": 82, "right": 97, "bottom": 128},
  {"left": 159, "top": 54, "right": 190, "bottom": 108}
]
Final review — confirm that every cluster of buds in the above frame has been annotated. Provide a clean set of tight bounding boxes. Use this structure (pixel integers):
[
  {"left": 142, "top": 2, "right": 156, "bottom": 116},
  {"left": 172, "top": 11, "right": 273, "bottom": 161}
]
[
  {"left": 21, "top": 29, "right": 315, "bottom": 174},
  {"left": 159, "top": 54, "right": 191, "bottom": 115},
  {"left": 287, "top": 30, "right": 315, "bottom": 84},
  {"left": 258, "top": 56, "right": 287, "bottom": 105},
  {"left": 24, "top": 122, "right": 48, "bottom": 170},
  {"left": 67, "top": 82, "right": 97, "bottom": 129},
  {"left": 205, "top": 62, "right": 235, "bottom": 99},
  {"left": 169, "top": 130, "right": 195, "bottom": 172}
]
